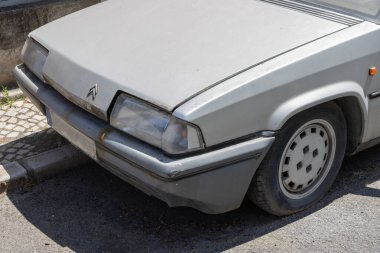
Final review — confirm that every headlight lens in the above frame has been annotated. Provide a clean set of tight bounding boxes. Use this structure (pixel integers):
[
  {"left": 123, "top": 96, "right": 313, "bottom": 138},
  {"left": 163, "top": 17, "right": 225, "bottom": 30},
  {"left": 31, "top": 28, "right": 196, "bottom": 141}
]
[
  {"left": 110, "top": 94, "right": 204, "bottom": 154},
  {"left": 21, "top": 38, "right": 48, "bottom": 82}
]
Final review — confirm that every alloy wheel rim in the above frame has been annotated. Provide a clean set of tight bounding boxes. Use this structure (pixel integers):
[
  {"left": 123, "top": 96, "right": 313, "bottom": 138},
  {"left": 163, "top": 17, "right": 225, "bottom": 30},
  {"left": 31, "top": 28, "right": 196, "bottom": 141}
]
[{"left": 279, "top": 119, "right": 336, "bottom": 199}]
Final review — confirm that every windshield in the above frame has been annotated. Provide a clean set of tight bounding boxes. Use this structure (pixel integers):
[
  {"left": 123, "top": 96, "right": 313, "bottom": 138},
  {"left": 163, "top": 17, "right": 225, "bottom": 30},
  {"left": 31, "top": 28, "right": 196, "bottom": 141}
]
[{"left": 300, "top": 0, "right": 380, "bottom": 23}]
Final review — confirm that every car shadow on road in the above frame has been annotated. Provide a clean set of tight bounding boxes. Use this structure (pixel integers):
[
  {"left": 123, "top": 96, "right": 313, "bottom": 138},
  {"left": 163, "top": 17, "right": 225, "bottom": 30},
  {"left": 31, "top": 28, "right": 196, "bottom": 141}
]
[{"left": 6, "top": 144, "right": 380, "bottom": 252}]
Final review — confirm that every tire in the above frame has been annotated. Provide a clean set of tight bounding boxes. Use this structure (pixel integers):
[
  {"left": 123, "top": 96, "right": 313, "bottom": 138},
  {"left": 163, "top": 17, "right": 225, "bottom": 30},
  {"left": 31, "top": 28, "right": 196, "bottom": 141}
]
[{"left": 248, "top": 102, "right": 347, "bottom": 216}]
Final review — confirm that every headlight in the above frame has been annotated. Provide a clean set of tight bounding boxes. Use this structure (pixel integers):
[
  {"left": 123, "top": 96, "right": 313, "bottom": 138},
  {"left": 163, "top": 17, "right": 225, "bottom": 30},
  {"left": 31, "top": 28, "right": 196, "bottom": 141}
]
[
  {"left": 110, "top": 94, "right": 205, "bottom": 154},
  {"left": 21, "top": 38, "right": 48, "bottom": 82}
]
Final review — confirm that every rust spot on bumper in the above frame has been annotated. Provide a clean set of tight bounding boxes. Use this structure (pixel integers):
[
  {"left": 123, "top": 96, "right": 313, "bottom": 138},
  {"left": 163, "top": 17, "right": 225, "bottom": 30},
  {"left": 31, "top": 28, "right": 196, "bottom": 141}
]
[{"left": 98, "top": 127, "right": 114, "bottom": 144}]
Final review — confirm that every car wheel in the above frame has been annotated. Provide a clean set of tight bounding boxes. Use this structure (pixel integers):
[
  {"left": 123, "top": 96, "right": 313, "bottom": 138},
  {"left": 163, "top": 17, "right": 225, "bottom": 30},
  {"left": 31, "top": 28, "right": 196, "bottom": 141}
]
[{"left": 248, "top": 102, "right": 347, "bottom": 216}]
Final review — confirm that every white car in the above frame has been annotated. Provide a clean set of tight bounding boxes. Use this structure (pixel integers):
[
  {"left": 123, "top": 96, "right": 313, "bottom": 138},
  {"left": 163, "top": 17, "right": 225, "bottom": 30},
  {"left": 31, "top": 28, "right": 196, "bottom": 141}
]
[{"left": 14, "top": 0, "right": 380, "bottom": 215}]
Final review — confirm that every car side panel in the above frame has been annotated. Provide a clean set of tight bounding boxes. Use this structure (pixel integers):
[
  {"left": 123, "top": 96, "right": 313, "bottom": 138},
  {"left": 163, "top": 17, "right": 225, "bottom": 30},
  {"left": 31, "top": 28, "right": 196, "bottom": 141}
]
[{"left": 174, "top": 22, "right": 380, "bottom": 147}]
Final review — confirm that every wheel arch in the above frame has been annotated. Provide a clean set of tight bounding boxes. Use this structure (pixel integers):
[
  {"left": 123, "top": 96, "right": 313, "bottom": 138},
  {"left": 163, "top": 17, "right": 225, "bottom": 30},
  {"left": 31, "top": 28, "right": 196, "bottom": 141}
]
[
  {"left": 268, "top": 82, "right": 368, "bottom": 155},
  {"left": 334, "top": 96, "right": 365, "bottom": 154}
]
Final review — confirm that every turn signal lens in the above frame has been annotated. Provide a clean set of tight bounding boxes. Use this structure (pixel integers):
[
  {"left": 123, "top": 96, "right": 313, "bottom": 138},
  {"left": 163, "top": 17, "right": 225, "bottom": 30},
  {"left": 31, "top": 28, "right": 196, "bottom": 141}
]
[
  {"left": 369, "top": 67, "right": 377, "bottom": 76},
  {"left": 22, "top": 38, "right": 49, "bottom": 82}
]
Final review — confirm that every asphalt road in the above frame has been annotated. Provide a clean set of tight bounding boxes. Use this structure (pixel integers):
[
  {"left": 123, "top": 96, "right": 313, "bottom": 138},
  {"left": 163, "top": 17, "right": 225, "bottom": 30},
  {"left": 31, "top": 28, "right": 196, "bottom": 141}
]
[{"left": 1, "top": 145, "right": 380, "bottom": 253}]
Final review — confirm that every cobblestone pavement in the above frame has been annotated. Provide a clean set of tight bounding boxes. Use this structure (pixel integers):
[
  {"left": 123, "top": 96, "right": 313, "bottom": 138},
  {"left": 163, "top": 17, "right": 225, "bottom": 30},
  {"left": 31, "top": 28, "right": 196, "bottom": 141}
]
[{"left": 0, "top": 98, "right": 67, "bottom": 165}]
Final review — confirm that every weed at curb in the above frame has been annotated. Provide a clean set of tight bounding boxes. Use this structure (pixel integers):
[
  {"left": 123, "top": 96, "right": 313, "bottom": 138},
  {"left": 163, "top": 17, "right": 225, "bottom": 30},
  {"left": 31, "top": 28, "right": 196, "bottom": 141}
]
[{"left": 0, "top": 86, "right": 15, "bottom": 107}]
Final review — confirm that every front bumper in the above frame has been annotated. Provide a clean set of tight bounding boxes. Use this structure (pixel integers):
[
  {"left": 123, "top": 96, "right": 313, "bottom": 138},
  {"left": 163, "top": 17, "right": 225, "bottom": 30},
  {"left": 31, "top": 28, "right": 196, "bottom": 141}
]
[{"left": 14, "top": 64, "right": 275, "bottom": 214}]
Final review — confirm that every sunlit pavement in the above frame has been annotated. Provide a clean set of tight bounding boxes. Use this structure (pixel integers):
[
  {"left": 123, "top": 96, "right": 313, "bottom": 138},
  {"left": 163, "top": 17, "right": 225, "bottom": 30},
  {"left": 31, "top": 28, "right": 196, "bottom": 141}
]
[{"left": 0, "top": 99, "right": 67, "bottom": 166}]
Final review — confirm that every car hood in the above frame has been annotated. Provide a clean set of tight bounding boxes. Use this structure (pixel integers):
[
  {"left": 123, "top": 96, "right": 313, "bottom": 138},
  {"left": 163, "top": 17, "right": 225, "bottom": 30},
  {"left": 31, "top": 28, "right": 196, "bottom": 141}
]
[{"left": 30, "top": 0, "right": 347, "bottom": 119}]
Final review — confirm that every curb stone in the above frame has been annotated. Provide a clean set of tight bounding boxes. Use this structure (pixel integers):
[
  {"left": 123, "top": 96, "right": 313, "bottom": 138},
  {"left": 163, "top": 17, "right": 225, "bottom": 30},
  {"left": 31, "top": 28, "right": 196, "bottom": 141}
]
[
  {"left": 0, "top": 144, "right": 91, "bottom": 194},
  {"left": 0, "top": 162, "right": 29, "bottom": 193}
]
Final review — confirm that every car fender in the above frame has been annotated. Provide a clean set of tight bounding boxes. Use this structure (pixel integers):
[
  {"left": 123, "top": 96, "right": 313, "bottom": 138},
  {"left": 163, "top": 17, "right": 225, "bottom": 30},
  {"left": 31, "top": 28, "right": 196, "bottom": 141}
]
[
  {"left": 268, "top": 81, "right": 368, "bottom": 132},
  {"left": 174, "top": 22, "right": 379, "bottom": 147}
]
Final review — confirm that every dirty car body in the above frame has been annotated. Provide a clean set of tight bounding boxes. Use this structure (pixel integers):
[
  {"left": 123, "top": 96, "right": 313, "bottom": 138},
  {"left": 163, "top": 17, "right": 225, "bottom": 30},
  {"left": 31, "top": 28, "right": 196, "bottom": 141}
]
[{"left": 14, "top": 0, "right": 380, "bottom": 214}]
